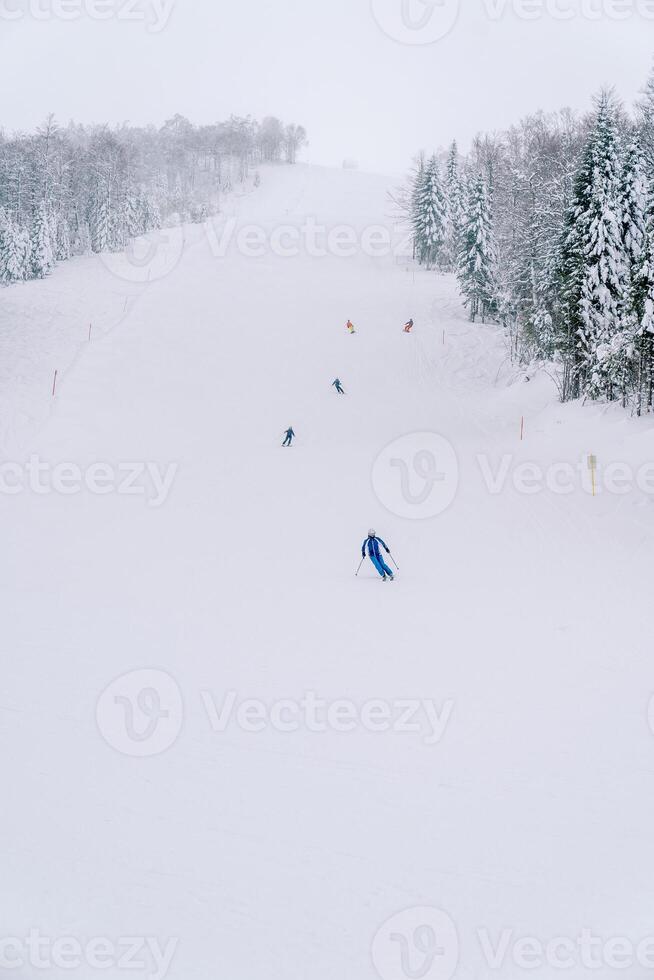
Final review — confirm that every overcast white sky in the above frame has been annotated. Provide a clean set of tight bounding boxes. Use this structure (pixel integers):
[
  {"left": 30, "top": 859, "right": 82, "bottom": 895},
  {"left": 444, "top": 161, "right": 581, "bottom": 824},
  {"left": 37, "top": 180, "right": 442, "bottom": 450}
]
[{"left": 1, "top": 0, "right": 653, "bottom": 175}]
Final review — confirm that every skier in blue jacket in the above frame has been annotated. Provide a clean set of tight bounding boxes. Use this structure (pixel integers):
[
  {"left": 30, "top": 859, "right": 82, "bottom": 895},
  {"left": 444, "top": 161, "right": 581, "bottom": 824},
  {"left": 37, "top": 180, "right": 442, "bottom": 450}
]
[
  {"left": 282, "top": 427, "right": 295, "bottom": 447},
  {"left": 361, "top": 529, "right": 394, "bottom": 581}
]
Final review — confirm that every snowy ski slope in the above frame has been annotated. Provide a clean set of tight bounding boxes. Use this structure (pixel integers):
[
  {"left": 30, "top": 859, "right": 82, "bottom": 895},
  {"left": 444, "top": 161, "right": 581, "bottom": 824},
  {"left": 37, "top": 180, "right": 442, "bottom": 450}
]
[{"left": 3, "top": 164, "right": 654, "bottom": 980}]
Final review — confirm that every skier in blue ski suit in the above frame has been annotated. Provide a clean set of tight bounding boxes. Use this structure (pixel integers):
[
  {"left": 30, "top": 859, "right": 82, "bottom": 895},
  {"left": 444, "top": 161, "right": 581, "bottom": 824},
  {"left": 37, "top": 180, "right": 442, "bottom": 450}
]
[{"left": 362, "top": 530, "right": 394, "bottom": 580}]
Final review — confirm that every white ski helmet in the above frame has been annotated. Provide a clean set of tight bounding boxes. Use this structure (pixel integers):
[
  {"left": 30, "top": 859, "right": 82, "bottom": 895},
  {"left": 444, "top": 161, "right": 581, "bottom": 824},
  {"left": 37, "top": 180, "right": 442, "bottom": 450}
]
[{"left": 368, "top": 529, "right": 376, "bottom": 538}]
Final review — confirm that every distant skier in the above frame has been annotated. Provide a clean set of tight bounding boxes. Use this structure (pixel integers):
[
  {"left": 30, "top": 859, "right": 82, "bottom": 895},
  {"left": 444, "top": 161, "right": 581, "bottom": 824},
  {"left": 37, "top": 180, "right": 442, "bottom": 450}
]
[
  {"left": 332, "top": 378, "right": 345, "bottom": 394},
  {"left": 282, "top": 427, "right": 295, "bottom": 447},
  {"left": 346, "top": 319, "right": 356, "bottom": 335},
  {"left": 361, "top": 529, "right": 394, "bottom": 581},
  {"left": 404, "top": 318, "right": 414, "bottom": 333}
]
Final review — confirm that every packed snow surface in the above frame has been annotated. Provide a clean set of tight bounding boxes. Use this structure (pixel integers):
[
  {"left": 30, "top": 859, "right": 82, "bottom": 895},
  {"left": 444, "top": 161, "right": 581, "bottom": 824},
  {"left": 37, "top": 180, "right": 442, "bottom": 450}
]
[{"left": 3, "top": 164, "right": 654, "bottom": 980}]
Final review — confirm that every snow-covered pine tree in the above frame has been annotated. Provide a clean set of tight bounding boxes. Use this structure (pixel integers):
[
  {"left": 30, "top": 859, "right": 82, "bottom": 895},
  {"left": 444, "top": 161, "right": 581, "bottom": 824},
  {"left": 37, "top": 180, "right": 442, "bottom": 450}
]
[
  {"left": 90, "top": 188, "right": 110, "bottom": 253},
  {"left": 109, "top": 193, "right": 127, "bottom": 252},
  {"left": 54, "top": 214, "right": 71, "bottom": 262},
  {"left": 457, "top": 174, "right": 497, "bottom": 322},
  {"left": 637, "top": 60, "right": 654, "bottom": 182},
  {"left": 410, "top": 156, "right": 427, "bottom": 263},
  {"left": 631, "top": 176, "right": 654, "bottom": 413},
  {"left": 124, "top": 187, "right": 145, "bottom": 239},
  {"left": 557, "top": 92, "right": 627, "bottom": 400},
  {"left": 441, "top": 141, "right": 464, "bottom": 271},
  {"left": 169, "top": 174, "right": 185, "bottom": 221},
  {"left": 412, "top": 155, "right": 447, "bottom": 269},
  {"left": 619, "top": 134, "right": 647, "bottom": 297},
  {"left": 17, "top": 225, "right": 31, "bottom": 277},
  {"left": 30, "top": 199, "right": 55, "bottom": 278},
  {"left": 640, "top": 209, "right": 654, "bottom": 339},
  {"left": 0, "top": 209, "right": 25, "bottom": 283},
  {"left": 142, "top": 194, "right": 161, "bottom": 232},
  {"left": 614, "top": 133, "right": 649, "bottom": 407},
  {"left": 71, "top": 213, "right": 91, "bottom": 256}
]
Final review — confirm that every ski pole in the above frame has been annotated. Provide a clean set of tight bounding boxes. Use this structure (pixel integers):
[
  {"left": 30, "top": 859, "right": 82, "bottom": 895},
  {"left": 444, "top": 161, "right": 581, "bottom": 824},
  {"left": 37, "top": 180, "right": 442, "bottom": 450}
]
[
  {"left": 355, "top": 557, "right": 365, "bottom": 577},
  {"left": 389, "top": 554, "right": 400, "bottom": 571}
]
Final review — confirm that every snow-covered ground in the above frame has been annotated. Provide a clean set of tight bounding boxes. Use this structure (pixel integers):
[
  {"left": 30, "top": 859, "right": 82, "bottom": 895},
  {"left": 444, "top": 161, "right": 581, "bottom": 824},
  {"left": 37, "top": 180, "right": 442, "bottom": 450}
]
[{"left": 3, "top": 164, "right": 654, "bottom": 980}]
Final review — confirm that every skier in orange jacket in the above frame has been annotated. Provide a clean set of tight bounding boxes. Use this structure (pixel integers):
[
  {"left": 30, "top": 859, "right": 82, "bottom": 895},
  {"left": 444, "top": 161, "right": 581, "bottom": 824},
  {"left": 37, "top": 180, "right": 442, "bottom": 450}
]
[{"left": 346, "top": 319, "right": 356, "bottom": 334}]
